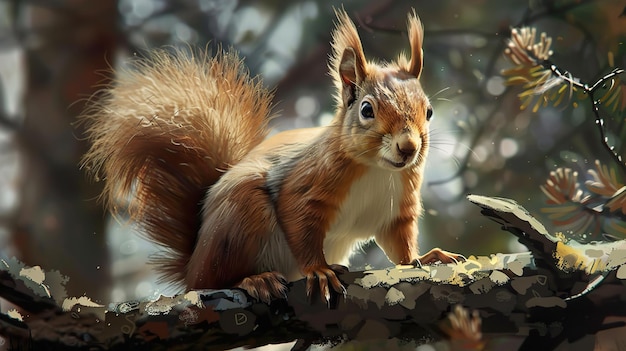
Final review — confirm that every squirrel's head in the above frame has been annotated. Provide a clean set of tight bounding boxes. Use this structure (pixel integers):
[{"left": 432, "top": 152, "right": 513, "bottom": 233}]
[{"left": 330, "top": 9, "right": 431, "bottom": 171}]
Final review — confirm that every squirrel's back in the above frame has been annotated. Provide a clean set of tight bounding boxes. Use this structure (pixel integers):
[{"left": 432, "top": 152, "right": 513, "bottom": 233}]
[{"left": 81, "top": 48, "right": 273, "bottom": 284}]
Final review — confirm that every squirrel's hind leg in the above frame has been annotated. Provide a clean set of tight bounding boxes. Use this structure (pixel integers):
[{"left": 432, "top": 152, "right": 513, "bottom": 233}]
[{"left": 237, "top": 272, "right": 288, "bottom": 303}]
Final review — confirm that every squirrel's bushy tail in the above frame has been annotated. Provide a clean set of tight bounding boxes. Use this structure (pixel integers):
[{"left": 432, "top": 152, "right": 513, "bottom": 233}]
[{"left": 81, "top": 48, "right": 272, "bottom": 285}]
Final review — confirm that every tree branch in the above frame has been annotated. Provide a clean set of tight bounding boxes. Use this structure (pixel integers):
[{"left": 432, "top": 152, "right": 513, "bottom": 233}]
[{"left": 3, "top": 196, "right": 626, "bottom": 350}]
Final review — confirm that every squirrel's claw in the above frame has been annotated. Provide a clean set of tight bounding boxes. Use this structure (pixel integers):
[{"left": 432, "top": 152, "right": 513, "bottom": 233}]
[
  {"left": 304, "top": 264, "right": 347, "bottom": 304},
  {"left": 409, "top": 258, "right": 423, "bottom": 268},
  {"left": 238, "top": 271, "right": 288, "bottom": 304},
  {"left": 414, "top": 248, "right": 466, "bottom": 266}
]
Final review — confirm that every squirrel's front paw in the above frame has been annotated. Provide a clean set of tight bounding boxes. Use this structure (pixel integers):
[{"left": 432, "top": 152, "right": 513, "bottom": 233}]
[
  {"left": 237, "top": 271, "right": 288, "bottom": 304},
  {"left": 411, "top": 248, "right": 467, "bottom": 267},
  {"left": 303, "top": 264, "right": 348, "bottom": 304}
]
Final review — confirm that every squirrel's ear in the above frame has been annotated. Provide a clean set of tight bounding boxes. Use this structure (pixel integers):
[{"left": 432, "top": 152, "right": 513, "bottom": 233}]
[
  {"left": 339, "top": 46, "right": 366, "bottom": 106},
  {"left": 406, "top": 9, "right": 424, "bottom": 79},
  {"left": 331, "top": 8, "right": 367, "bottom": 107}
]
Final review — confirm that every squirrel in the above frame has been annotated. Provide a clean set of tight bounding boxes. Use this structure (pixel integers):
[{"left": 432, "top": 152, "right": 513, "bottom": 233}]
[{"left": 81, "top": 9, "right": 463, "bottom": 303}]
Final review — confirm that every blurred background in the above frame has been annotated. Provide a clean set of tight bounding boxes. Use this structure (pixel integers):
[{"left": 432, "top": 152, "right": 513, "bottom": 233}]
[{"left": 0, "top": 0, "right": 624, "bottom": 305}]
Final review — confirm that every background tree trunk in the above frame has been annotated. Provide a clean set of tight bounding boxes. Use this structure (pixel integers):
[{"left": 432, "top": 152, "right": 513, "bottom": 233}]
[{"left": 12, "top": 0, "right": 118, "bottom": 301}]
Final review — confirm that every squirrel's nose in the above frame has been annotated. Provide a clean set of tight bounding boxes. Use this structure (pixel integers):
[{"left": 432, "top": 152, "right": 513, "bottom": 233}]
[{"left": 396, "top": 138, "right": 418, "bottom": 158}]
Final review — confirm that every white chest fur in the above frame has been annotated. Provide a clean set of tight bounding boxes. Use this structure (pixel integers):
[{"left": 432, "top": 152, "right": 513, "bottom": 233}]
[{"left": 323, "top": 167, "right": 404, "bottom": 265}]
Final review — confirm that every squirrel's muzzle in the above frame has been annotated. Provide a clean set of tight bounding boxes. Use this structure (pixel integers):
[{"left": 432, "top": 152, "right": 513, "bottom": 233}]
[{"left": 394, "top": 133, "right": 420, "bottom": 161}]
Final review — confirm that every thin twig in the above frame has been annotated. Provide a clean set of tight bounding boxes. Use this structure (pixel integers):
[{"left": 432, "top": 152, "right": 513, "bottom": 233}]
[{"left": 539, "top": 58, "right": 626, "bottom": 174}]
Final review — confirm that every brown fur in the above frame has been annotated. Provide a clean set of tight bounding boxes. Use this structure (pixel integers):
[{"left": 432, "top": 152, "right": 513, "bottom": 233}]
[
  {"left": 81, "top": 48, "right": 272, "bottom": 284},
  {"left": 83, "top": 9, "right": 462, "bottom": 302}
]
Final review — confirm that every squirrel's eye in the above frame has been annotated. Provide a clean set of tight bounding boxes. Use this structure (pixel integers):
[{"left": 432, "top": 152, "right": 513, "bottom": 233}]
[
  {"left": 360, "top": 101, "right": 375, "bottom": 120},
  {"left": 426, "top": 107, "right": 433, "bottom": 121}
]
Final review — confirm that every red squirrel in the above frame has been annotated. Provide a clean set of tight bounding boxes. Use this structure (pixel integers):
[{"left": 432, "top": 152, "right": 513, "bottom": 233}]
[{"left": 82, "top": 9, "right": 463, "bottom": 303}]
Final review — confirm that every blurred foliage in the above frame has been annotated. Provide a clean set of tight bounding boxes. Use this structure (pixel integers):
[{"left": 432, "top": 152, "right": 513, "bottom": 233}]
[
  {"left": 540, "top": 162, "right": 626, "bottom": 241},
  {"left": 503, "top": 27, "right": 625, "bottom": 113},
  {"left": 1, "top": 0, "right": 626, "bottom": 301},
  {"left": 501, "top": 20, "right": 626, "bottom": 243}
]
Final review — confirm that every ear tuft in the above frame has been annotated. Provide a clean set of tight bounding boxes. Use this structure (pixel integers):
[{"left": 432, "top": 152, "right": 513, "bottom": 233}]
[{"left": 406, "top": 9, "right": 424, "bottom": 78}]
